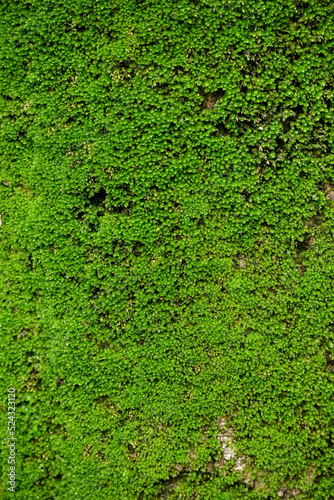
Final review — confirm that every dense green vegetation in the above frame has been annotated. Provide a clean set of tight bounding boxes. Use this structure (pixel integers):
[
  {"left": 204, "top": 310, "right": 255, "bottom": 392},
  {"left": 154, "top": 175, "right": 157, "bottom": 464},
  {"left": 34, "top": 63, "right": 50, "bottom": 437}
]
[{"left": 1, "top": 0, "right": 334, "bottom": 498}]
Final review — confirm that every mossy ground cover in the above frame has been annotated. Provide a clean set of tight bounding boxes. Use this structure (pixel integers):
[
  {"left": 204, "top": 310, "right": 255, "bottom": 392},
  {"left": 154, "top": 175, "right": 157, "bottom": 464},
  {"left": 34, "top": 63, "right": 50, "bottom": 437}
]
[{"left": 1, "top": 0, "right": 334, "bottom": 498}]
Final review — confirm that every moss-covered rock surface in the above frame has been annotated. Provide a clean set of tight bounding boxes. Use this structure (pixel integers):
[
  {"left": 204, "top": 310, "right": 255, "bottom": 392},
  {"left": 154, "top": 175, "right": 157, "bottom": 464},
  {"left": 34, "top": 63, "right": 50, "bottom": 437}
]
[{"left": 1, "top": 1, "right": 334, "bottom": 498}]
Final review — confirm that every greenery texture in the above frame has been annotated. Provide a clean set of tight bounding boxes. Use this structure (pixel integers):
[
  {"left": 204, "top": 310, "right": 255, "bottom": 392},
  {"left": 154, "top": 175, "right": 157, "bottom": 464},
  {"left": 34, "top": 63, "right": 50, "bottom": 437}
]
[{"left": 1, "top": 0, "right": 334, "bottom": 498}]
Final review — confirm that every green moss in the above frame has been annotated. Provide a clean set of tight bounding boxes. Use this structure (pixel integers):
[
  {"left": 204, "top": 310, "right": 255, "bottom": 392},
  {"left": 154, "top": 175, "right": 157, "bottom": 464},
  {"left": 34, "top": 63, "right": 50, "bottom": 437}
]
[{"left": 1, "top": 0, "right": 334, "bottom": 498}]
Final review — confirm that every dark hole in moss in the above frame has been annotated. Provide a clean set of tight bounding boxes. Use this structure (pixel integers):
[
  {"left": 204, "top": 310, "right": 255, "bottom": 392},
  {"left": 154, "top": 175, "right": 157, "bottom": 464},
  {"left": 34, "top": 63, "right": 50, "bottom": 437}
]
[
  {"left": 295, "top": 238, "right": 309, "bottom": 253},
  {"left": 241, "top": 190, "right": 251, "bottom": 202},
  {"left": 276, "top": 137, "right": 285, "bottom": 150},
  {"left": 89, "top": 188, "right": 106, "bottom": 206},
  {"left": 112, "top": 205, "right": 128, "bottom": 214},
  {"left": 118, "top": 58, "right": 132, "bottom": 69},
  {"left": 217, "top": 123, "right": 229, "bottom": 136}
]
